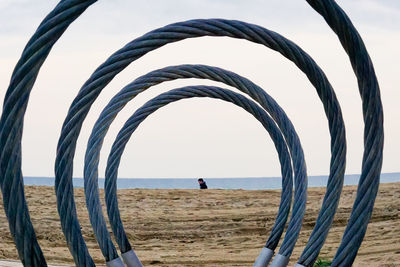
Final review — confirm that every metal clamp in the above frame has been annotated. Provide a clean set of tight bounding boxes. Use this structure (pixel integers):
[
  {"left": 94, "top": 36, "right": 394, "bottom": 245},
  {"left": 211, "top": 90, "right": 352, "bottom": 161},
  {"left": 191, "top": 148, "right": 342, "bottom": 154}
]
[
  {"left": 122, "top": 249, "right": 143, "bottom": 267},
  {"left": 106, "top": 256, "right": 125, "bottom": 267},
  {"left": 253, "top": 247, "right": 274, "bottom": 267},
  {"left": 270, "top": 253, "right": 290, "bottom": 267}
]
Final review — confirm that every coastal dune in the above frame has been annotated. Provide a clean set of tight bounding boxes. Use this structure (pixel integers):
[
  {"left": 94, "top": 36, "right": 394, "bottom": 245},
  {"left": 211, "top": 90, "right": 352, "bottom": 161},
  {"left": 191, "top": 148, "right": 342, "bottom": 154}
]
[{"left": 0, "top": 183, "right": 399, "bottom": 266}]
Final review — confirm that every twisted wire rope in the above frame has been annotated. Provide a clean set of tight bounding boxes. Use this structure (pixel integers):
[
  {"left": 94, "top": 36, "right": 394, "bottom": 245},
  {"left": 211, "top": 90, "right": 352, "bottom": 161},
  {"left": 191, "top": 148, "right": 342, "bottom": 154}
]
[
  {"left": 303, "top": 1, "right": 383, "bottom": 266},
  {"left": 0, "top": 1, "right": 96, "bottom": 266},
  {"left": 107, "top": 85, "right": 294, "bottom": 259},
  {"left": 83, "top": 64, "right": 297, "bottom": 257},
  {"left": 0, "top": 0, "right": 382, "bottom": 266},
  {"left": 56, "top": 19, "right": 346, "bottom": 263},
  {"left": 103, "top": 84, "right": 296, "bottom": 242}
]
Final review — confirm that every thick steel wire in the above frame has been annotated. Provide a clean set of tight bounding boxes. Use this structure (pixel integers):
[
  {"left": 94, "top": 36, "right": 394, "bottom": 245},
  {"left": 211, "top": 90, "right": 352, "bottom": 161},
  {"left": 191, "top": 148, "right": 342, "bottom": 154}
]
[
  {"left": 0, "top": 0, "right": 383, "bottom": 266},
  {"left": 83, "top": 64, "right": 297, "bottom": 258},
  {"left": 102, "top": 84, "right": 297, "bottom": 255},
  {"left": 303, "top": 1, "right": 383, "bottom": 266},
  {"left": 57, "top": 19, "right": 344, "bottom": 263},
  {"left": 3, "top": 15, "right": 343, "bottom": 265},
  {"left": 0, "top": 1, "right": 96, "bottom": 266}
]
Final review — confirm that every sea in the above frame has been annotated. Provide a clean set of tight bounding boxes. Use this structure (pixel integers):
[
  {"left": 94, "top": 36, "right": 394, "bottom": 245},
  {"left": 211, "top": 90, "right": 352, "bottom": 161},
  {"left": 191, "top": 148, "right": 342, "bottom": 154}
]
[{"left": 23, "top": 172, "right": 400, "bottom": 190}]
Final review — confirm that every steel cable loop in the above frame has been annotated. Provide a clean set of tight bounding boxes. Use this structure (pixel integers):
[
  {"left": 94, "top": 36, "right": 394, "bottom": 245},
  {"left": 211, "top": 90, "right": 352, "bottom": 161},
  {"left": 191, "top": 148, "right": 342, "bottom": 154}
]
[
  {"left": 0, "top": 0, "right": 378, "bottom": 266},
  {"left": 57, "top": 19, "right": 345, "bottom": 263},
  {"left": 0, "top": 1, "right": 96, "bottom": 266},
  {"left": 83, "top": 64, "right": 296, "bottom": 259},
  {"left": 301, "top": 1, "right": 383, "bottom": 266},
  {"left": 103, "top": 84, "right": 295, "bottom": 256}
]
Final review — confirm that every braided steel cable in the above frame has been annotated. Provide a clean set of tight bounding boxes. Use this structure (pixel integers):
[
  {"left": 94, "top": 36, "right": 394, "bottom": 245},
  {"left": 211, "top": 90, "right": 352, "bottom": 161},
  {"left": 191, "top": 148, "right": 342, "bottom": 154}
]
[
  {"left": 0, "top": 0, "right": 382, "bottom": 266},
  {"left": 0, "top": 1, "right": 97, "bottom": 266},
  {"left": 56, "top": 19, "right": 347, "bottom": 264},
  {"left": 83, "top": 64, "right": 297, "bottom": 262},
  {"left": 102, "top": 83, "right": 297, "bottom": 256},
  {"left": 300, "top": 1, "right": 383, "bottom": 266}
]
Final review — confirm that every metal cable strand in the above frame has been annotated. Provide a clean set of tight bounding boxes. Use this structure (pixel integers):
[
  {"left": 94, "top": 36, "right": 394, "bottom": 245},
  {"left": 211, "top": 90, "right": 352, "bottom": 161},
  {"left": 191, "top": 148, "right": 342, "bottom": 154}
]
[
  {"left": 0, "top": 1, "right": 361, "bottom": 265},
  {"left": 103, "top": 86, "right": 294, "bottom": 242},
  {"left": 83, "top": 64, "right": 295, "bottom": 256},
  {"left": 301, "top": 1, "right": 384, "bottom": 266},
  {"left": 56, "top": 19, "right": 346, "bottom": 261},
  {"left": 0, "top": 1, "right": 96, "bottom": 266},
  {"left": 107, "top": 86, "right": 293, "bottom": 259}
]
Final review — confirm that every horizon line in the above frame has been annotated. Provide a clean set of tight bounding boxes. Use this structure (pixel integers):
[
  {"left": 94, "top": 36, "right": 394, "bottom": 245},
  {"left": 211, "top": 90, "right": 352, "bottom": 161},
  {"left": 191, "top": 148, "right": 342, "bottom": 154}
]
[{"left": 23, "top": 172, "right": 400, "bottom": 180}]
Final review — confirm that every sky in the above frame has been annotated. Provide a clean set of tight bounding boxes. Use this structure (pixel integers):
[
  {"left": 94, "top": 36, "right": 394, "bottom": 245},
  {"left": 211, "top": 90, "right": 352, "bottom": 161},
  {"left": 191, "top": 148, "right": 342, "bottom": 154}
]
[{"left": 0, "top": 0, "right": 399, "bottom": 178}]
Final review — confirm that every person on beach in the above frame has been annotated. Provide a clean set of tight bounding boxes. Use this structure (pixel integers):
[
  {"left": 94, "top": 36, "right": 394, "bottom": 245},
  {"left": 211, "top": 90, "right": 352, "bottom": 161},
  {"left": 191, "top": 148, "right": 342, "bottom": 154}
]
[{"left": 198, "top": 178, "right": 208, "bottom": 189}]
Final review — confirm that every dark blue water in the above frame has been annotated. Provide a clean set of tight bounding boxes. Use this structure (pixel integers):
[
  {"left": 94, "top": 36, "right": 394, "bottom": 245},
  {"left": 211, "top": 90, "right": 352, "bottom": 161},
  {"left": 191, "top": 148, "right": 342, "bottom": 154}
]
[{"left": 23, "top": 172, "right": 400, "bottom": 190}]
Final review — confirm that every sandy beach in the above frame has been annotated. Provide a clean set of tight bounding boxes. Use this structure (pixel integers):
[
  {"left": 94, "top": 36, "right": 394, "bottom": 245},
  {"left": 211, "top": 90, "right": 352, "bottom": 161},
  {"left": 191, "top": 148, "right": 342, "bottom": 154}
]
[{"left": 0, "top": 182, "right": 399, "bottom": 266}]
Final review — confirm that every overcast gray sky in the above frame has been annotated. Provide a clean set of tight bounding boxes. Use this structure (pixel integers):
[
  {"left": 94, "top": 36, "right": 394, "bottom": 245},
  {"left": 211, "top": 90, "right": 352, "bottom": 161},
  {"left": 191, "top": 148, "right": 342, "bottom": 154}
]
[{"left": 0, "top": 0, "right": 399, "bottom": 178}]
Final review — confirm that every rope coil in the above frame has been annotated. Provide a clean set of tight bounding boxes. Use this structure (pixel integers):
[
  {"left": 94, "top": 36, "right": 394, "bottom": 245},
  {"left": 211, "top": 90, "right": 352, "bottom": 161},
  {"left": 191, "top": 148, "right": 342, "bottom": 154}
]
[
  {"left": 104, "top": 84, "right": 298, "bottom": 265},
  {"left": 0, "top": 1, "right": 383, "bottom": 266},
  {"left": 82, "top": 64, "right": 301, "bottom": 263},
  {"left": 58, "top": 18, "right": 345, "bottom": 264}
]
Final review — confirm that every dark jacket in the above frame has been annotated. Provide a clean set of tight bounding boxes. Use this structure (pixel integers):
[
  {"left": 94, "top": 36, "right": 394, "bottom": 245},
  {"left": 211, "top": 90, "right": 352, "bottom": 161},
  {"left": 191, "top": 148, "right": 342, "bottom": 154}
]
[{"left": 200, "top": 182, "right": 208, "bottom": 189}]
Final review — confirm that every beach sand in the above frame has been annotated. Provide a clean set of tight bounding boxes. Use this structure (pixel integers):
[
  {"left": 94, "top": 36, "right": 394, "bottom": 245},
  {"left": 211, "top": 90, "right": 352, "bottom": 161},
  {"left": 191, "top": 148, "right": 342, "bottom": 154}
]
[{"left": 0, "top": 182, "right": 399, "bottom": 266}]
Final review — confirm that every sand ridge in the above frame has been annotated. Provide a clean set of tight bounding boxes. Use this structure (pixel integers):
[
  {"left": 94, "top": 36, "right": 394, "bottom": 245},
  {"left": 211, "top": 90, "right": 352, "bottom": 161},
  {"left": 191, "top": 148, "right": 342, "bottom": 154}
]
[{"left": 0, "top": 183, "right": 399, "bottom": 266}]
